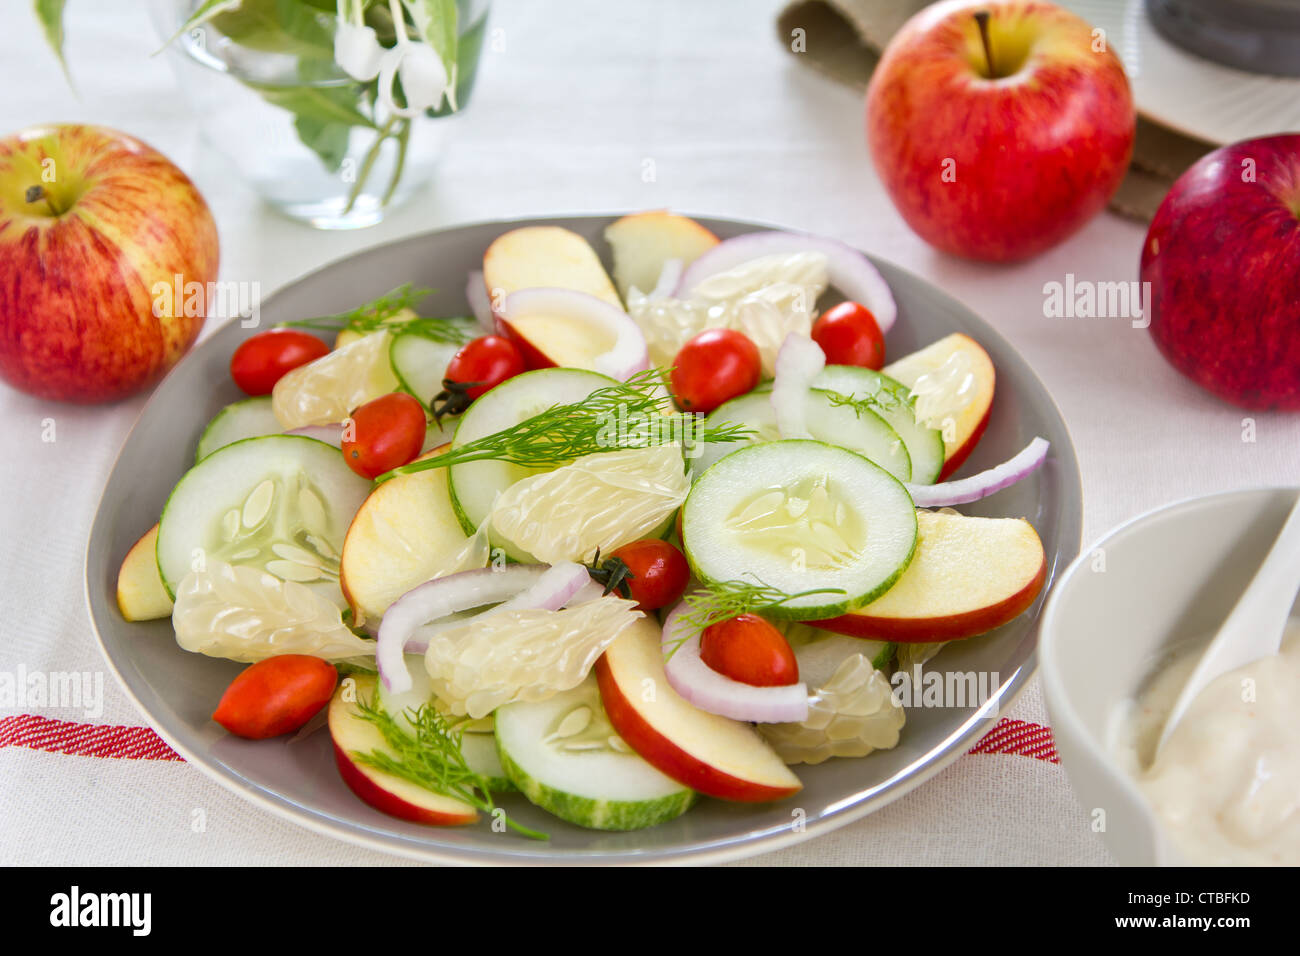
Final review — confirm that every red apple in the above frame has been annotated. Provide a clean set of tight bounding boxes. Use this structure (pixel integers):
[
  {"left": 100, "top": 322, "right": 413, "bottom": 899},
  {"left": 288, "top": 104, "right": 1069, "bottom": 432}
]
[
  {"left": 865, "top": 0, "right": 1135, "bottom": 262},
  {"left": 0, "top": 124, "right": 219, "bottom": 402},
  {"left": 595, "top": 617, "right": 802, "bottom": 802},
  {"left": 1141, "top": 134, "right": 1300, "bottom": 410},
  {"left": 482, "top": 225, "right": 622, "bottom": 369},
  {"left": 811, "top": 511, "right": 1046, "bottom": 643},
  {"left": 328, "top": 675, "right": 478, "bottom": 826},
  {"left": 884, "top": 333, "right": 996, "bottom": 479}
]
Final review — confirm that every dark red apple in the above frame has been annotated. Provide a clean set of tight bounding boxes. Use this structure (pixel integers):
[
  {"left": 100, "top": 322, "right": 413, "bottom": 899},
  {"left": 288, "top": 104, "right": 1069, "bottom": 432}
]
[
  {"left": 0, "top": 124, "right": 219, "bottom": 403},
  {"left": 866, "top": 0, "right": 1135, "bottom": 262},
  {"left": 1141, "top": 134, "right": 1300, "bottom": 410}
]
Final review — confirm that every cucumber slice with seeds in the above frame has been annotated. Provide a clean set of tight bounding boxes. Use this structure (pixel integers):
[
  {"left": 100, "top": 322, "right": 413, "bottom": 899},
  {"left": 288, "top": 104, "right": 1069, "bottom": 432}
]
[
  {"left": 684, "top": 439, "right": 917, "bottom": 620},
  {"left": 812, "top": 365, "right": 945, "bottom": 485},
  {"left": 692, "top": 387, "right": 911, "bottom": 481},
  {"left": 157, "top": 435, "right": 371, "bottom": 605},
  {"left": 495, "top": 676, "right": 696, "bottom": 830},
  {"left": 195, "top": 396, "right": 281, "bottom": 462}
]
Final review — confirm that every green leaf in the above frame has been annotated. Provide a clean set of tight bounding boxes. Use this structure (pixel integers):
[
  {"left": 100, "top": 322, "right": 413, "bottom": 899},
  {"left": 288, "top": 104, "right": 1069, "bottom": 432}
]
[
  {"left": 32, "top": 0, "right": 72, "bottom": 85},
  {"left": 207, "top": 0, "right": 336, "bottom": 58},
  {"left": 159, "top": 0, "right": 243, "bottom": 51},
  {"left": 402, "top": 0, "right": 458, "bottom": 78},
  {"left": 243, "top": 81, "right": 379, "bottom": 129},
  {"left": 293, "top": 114, "right": 353, "bottom": 172}
]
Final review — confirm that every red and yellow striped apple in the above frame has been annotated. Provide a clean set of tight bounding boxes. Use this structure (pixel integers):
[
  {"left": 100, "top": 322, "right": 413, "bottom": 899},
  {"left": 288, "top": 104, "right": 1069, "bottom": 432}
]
[
  {"left": 0, "top": 124, "right": 219, "bottom": 402},
  {"left": 866, "top": 0, "right": 1135, "bottom": 262}
]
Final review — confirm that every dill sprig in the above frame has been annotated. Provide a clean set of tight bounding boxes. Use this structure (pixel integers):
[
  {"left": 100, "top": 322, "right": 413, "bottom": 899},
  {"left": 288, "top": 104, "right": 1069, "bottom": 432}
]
[
  {"left": 281, "top": 284, "right": 475, "bottom": 346},
  {"left": 351, "top": 692, "right": 548, "bottom": 841},
  {"left": 822, "top": 379, "right": 913, "bottom": 419},
  {"left": 666, "top": 578, "right": 848, "bottom": 654},
  {"left": 376, "top": 368, "right": 755, "bottom": 483}
]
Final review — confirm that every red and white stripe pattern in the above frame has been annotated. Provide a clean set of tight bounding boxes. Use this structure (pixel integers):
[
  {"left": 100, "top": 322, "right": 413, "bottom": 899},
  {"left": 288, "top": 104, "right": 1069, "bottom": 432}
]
[{"left": 1, "top": 713, "right": 1057, "bottom": 764}]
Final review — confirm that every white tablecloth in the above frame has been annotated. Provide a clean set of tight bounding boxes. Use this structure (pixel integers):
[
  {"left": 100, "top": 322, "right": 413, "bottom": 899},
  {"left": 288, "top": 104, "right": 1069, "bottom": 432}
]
[{"left": 2, "top": 0, "right": 1296, "bottom": 867}]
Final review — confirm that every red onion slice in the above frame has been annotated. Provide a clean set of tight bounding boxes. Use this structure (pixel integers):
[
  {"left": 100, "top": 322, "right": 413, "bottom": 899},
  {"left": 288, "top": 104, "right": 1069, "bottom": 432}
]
[
  {"left": 771, "top": 333, "right": 826, "bottom": 440},
  {"left": 500, "top": 288, "right": 649, "bottom": 381},
  {"left": 466, "top": 270, "right": 494, "bottom": 331},
  {"left": 661, "top": 600, "right": 809, "bottom": 723},
  {"left": 675, "top": 230, "right": 897, "bottom": 334},
  {"left": 906, "top": 437, "right": 1050, "bottom": 507},
  {"left": 286, "top": 423, "right": 344, "bottom": 447},
  {"left": 648, "top": 258, "right": 683, "bottom": 301},
  {"left": 377, "top": 563, "right": 588, "bottom": 692}
]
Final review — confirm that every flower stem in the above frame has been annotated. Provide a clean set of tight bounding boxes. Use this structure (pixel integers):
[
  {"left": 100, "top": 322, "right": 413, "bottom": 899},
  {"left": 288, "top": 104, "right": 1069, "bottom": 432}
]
[
  {"left": 344, "top": 115, "right": 397, "bottom": 214},
  {"left": 381, "top": 117, "right": 411, "bottom": 206}
]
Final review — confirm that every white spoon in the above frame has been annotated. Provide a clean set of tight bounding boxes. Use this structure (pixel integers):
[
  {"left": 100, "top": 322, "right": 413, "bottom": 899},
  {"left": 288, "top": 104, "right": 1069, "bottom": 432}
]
[{"left": 1156, "top": 491, "right": 1300, "bottom": 755}]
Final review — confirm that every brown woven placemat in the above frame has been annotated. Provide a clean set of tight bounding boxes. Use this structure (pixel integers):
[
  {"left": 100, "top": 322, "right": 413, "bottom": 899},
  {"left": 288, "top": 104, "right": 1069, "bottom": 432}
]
[{"left": 776, "top": 0, "right": 1218, "bottom": 221}]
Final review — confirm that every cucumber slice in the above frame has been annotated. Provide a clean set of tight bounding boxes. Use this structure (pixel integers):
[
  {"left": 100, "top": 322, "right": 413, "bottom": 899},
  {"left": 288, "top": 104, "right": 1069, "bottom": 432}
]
[
  {"left": 156, "top": 435, "right": 371, "bottom": 604},
  {"left": 811, "top": 365, "right": 945, "bottom": 485},
  {"left": 390, "top": 321, "right": 476, "bottom": 408},
  {"left": 195, "top": 396, "right": 281, "bottom": 463},
  {"left": 684, "top": 440, "right": 917, "bottom": 620},
  {"left": 691, "top": 392, "right": 780, "bottom": 476},
  {"left": 495, "top": 676, "right": 696, "bottom": 830},
  {"left": 378, "top": 658, "right": 513, "bottom": 792},
  {"left": 692, "top": 388, "right": 911, "bottom": 481},
  {"left": 447, "top": 367, "right": 616, "bottom": 554}
]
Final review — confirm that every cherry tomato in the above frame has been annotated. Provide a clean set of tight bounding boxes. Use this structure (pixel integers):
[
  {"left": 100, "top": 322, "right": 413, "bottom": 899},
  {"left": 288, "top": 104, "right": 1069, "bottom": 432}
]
[
  {"left": 341, "top": 392, "right": 428, "bottom": 479},
  {"left": 699, "top": 614, "right": 799, "bottom": 687},
  {"left": 432, "top": 335, "right": 526, "bottom": 420},
  {"left": 212, "top": 655, "right": 338, "bottom": 739},
  {"left": 229, "top": 329, "right": 330, "bottom": 395},
  {"left": 811, "top": 301, "right": 885, "bottom": 370},
  {"left": 599, "top": 539, "right": 690, "bottom": 612},
  {"left": 670, "top": 328, "right": 762, "bottom": 413}
]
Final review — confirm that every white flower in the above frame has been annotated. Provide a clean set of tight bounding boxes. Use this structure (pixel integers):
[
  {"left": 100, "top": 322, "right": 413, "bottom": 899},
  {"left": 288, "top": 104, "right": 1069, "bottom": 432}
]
[
  {"left": 378, "top": 40, "right": 449, "bottom": 118},
  {"left": 333, "top": 20, "right": 385, "bottom": 81}
]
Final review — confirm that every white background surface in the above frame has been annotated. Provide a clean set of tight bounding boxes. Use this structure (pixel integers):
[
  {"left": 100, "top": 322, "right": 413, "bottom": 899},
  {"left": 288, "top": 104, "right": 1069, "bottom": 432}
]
[{"left": 1, "top": 0, "right": 1296, "bottom": 866}]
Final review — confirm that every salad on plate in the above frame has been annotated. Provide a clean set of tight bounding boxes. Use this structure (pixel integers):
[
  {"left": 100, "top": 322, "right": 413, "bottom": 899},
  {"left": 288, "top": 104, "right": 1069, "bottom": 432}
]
[{"left": 114, "top": 211, "right": 1050, "bottom": 837}]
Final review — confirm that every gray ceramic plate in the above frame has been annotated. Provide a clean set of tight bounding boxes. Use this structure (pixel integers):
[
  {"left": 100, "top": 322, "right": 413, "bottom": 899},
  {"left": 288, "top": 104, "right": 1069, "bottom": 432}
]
[{"left": 85, "top": 215, "right": 1082, "bottom": 865}]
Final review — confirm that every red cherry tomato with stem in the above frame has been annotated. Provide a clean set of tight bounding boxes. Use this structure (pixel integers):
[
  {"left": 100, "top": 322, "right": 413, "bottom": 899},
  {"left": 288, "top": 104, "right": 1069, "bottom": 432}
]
[
  {"left": 594, "top": 539, "right": 690, "bottom": 612},
  {"left": 699, "top": 613, "right": 799, "bottom": 687},
  {"left": 212, "top": 655, "right": 338, "bottom": 739},
  {"left": 432, "top": 335, "right": 526, "bottom": 420},
  {"left": 670, "top": 328, "right": 762, "bottom": 414},
  {"left": 811, "top": 301, "right": 885, "bottom": 370},
  {"left": 341, "top": 391, "right": 428, "bottom": 479},
  {"left": 229, "top": 329, "right": 330, "bottom": 395}
]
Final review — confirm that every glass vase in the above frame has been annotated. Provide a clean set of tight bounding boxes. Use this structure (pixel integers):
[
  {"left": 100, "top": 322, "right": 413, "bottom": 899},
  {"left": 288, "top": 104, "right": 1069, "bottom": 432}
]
[{"left": 149, "top": 0, "right": 489, "bottom": 229}]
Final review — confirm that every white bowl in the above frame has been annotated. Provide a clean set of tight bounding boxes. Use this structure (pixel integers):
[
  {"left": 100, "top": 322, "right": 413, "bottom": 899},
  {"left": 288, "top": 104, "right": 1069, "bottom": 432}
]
[{"left": 1040, "top": 487, "right": 1300, "bottom": 866}]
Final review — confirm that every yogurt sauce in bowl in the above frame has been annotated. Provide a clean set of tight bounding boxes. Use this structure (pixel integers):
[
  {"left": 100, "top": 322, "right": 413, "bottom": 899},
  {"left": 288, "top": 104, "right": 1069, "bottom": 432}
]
[{"left": 1111, "top": 618, "right": 1300, "bottom": 866}]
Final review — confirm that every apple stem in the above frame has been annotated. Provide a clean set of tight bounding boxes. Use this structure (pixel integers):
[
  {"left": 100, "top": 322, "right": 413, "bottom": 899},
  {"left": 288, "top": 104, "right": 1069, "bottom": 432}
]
[
  {"left": 974, "top": 10, "right": 996, "bottom": 78},
  {"left": 25, "top": 185, "right": 63, "bottom": 217}
]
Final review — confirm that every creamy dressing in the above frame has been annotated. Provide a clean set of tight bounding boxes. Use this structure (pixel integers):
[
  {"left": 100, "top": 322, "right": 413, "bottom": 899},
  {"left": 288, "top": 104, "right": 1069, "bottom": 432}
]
[{"left": 1112, "top": 618, "right": 1300, "bottom": 865}]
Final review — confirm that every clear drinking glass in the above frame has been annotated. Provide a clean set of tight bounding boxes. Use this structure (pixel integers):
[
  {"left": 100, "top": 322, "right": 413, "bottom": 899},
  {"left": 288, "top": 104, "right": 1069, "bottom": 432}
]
[{"left": 150, "top": 0, "right": 489, "bottom": 229}]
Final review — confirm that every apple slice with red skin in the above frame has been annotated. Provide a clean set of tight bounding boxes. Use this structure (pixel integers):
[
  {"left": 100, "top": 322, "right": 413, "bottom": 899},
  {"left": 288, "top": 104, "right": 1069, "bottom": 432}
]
[
  {"left": 329, "top": 674, "right": 478, "bottom": 826},
  {"left": 884, "top": 332, "right": 995, "bottom": 480},
  {"left": 603, "top": 211, "right": 720, "bottom": 300},
  {"left": 595, "top": 618, "right": 802, "bottom": 802},
  {"left": 116, "top": 523, "right": 173, "bottom": 622},
  {"left": 482, "top": 226, "right": 623, "bottom": 369},
  {"left": 811, "top": 510, "right": 1045, "bottom": 643},
  {"left": 339, "top": 445, "right": 474, "bottom": 627}
]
